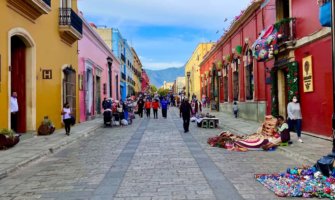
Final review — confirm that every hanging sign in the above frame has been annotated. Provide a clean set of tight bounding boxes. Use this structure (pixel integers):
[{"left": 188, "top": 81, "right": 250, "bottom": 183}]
[{"left": 302, "top": 56, "right": 314, "bottom": 93}]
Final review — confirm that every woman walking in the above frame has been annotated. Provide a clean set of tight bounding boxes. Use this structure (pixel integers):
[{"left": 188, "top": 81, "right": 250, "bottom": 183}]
[
  {"left": 61, "top": 102, "right": 72, "bottom": 136},
  {"left": 145, "top": 99, "right": 152, "bottom": 118},
  {"left": 287, "top": 96, "right": 303, "bottom": 143},
  {"left": 152, "top": 99, "right": 160, "bottom": 119}
]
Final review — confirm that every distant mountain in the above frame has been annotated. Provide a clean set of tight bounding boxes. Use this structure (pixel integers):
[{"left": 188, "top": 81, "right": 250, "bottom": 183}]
[{"left": 145, "top": 66, "right": 185, "bottom": 88}]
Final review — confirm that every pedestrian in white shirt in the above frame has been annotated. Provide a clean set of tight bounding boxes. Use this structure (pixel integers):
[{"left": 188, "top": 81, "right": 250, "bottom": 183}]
[
  {"left": 61, "top": 102, "right": 72, "bottom": 136},
  {"left": 10, "top": 92, "right": 19, "bottom": 132},
  {"left": 287, "top": 96, "right": 303, "bottom": 143}
]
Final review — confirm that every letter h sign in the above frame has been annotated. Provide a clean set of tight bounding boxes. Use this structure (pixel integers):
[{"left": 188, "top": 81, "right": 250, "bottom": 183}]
[{"left": 42, "top": 70, "right": 52, "bottom": 79}]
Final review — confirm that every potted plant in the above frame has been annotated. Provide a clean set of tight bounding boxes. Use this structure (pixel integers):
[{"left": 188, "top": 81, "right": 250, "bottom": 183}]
[{"left": 0, "top": 128, "right": 20, "bottom": 150}]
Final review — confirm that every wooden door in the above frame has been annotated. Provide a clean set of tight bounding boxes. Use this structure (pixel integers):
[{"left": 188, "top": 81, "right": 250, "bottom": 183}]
[
  {"left": 278, "top": 70, "right": 288, "bottom": 118},
  {"left": 96, "top": 76, "right": 101, "bottom": 114},
  {"left": 11, "top": 36, "right": 26, "bottom": 133}
]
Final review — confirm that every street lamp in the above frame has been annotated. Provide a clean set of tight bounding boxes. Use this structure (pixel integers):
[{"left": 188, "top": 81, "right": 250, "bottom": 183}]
[
  {"left": 331, "top": 0, "right": 335, "bottom": 152},
  {"left": 187, "top": 71, "right": 191, "bottom": 99}
]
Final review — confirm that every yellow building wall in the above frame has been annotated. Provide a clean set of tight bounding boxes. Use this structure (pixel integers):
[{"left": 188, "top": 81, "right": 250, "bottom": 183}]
[
  {"left": 95, "top": 29, "right": 113, "bottom": 50},
  {"left": 185, "top": 43, "right": 214, "bottom": 100},
  {"left": 0, "top": 1, "right": 79, "bottom": 131}
]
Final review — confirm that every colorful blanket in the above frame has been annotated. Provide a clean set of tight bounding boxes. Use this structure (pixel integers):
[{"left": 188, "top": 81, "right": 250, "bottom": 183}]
[{"left": 207, "top": 115, "right": 278, "bottom": 151}]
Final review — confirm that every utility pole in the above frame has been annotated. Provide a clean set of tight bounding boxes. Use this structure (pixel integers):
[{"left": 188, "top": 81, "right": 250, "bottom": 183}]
[{"left": 331, "top": 0, "right": 335, "bottom": 152}]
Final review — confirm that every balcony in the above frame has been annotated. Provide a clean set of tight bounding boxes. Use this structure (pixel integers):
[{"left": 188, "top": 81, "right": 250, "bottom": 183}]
[
  {"left": 7, "top": 0, "right": 51, "bottom": 21},
  {"left": 275, "top": 18, "right": 296, "bottom": 49},
  {"left": 59, "top": 8, "right": 83, "bottom": 45}
]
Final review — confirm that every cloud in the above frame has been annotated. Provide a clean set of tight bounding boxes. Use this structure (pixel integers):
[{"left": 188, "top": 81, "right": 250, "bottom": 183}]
[
  {"left": 78, "top": 0, "right": 252, "bottom": 70},
  {"left": 78, "top": 0, "right": 251, "bottom": 30}
]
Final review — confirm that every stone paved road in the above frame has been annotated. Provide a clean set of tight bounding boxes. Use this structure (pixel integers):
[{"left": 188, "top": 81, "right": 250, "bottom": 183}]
[{"left": 0, "top": 108, "right": 310, "bottom": 200}]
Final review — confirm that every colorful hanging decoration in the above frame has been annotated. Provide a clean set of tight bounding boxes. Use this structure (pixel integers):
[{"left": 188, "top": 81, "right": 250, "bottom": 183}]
[{"left": 252, "top": 25, "right": 279, "bottom": 62}]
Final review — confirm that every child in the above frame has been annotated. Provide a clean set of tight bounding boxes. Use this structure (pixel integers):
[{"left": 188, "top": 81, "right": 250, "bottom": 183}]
[
  {"left": 152, "top": 99, "right": 160, "bottom": 119},
  {"left": 233, "top": 102, "right": 238, "bottom": 118}
]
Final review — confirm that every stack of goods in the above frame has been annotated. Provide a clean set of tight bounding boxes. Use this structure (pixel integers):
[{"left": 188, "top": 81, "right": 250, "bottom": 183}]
[
  {"left": 256, "top": 166, "right": 335, "bottom": 199},
  {"left": 207, "top": 116, "right": 277, "bottom": 151}
]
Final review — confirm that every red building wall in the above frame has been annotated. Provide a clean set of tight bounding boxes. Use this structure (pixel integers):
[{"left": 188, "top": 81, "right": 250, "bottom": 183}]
[
  {"left": 292, "top": 0, "right": 323, "bottom": 39},
  {"left": 295, "top": 37, "right": 333, "bottom": 136}
]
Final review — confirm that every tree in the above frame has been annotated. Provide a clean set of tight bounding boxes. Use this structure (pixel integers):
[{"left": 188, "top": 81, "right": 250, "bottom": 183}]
[
  {"left": 158, "top": 88, "right": 170, "bottom": 97},
  {"left": 150, "top": 85, "right": 158, "bottom": 94}
]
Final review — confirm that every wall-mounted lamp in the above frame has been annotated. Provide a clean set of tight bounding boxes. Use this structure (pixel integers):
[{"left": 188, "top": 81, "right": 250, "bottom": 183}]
[{"left": 232, "top": 48, "right": 236, "bottom": 54}]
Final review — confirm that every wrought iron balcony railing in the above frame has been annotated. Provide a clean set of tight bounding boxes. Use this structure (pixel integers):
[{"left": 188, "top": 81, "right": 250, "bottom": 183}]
[
  {"left": 42, "top": 0, "right": 51, "bottom": 6},
  {"left": 121, "top": 73, "right": 126, "bottom": 80},
  {"left": 275, "top": 18, "right": 296, "bottom": 46},
  {"left": 59, "top": 8, "right": 83, "bottom": 35}
]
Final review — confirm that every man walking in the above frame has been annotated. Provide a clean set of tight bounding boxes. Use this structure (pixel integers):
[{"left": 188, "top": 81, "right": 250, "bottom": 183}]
[
  {"left": 180, "top": 98, "right": 192, "bottom": 133},
  {"left": 137, "top": 98, "right": 144, "bottom": 118},
  {"left": 160, "top": 98, "right": 168, "bottom": 118},
  {"left": 10, "top": 92, "right": 19, "bottom": 132}
]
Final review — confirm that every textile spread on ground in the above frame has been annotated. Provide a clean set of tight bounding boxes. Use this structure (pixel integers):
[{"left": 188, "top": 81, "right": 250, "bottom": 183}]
[{"left": 207, "top": 115, "right": 278, "bottom": 151}]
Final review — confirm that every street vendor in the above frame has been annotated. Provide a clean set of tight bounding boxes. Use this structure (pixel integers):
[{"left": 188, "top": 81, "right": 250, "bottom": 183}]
[{"left": 262, "top": 116, "right": 290, "bottom": 150}]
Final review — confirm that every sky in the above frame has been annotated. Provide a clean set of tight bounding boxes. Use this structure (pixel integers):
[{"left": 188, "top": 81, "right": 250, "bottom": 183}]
[{"left": 78, "top": 0, "right": 252, "bottom": 70}]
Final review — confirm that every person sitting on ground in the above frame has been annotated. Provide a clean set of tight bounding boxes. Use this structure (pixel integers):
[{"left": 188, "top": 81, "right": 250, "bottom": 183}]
[
  {"left": 262, "top": 115, "right": 290, "bottom": 150},
  {"left": 38, "top": 116, "right": 55, "bottom": 135}
]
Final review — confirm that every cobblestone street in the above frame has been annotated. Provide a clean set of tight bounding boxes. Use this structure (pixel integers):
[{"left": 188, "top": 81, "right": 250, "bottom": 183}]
[{"left": 0, "top": 108, "right": 317, "bottom": 200}]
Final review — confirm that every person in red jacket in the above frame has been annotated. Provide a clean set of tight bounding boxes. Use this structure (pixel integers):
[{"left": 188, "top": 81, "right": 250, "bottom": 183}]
[
  {"left": 152, "top": 99, "right": 160, "bottom": 119},
  {"left": 145, "top": 99, "right": 152, "bottom": 118}
]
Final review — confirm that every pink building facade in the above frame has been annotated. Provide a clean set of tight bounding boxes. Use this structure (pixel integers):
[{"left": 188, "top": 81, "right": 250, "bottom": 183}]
[{"left": 78, "top": 17, "right": 120, "bottom": 122}]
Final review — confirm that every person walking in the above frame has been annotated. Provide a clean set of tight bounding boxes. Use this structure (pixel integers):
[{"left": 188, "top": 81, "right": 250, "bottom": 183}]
[
  {"left": 137, "top": 98, "right": 144, "bottom": 118},
  {"left": 61, "top": 102, "right": 72, "bottom": 136},
  {"left": 152, "top": 99, "right": 160, "bottom": 119},
  {"left": 180, "top": 98, "right": 192, "bottom": 133},
  {"left": 287, "top": 96, "right": 303, "bottom": 143},
  {"left": 233, "top": 102, "right": 239, "bottom": 118},
  {"left": 10, "top": 92, "right": 19, "bottom": 132},
  {"left": 160, "top": 98, "right": 169, "bottom": 118},
  {"left": 145, "top": 99, "right": 152, "bottom": 118}
]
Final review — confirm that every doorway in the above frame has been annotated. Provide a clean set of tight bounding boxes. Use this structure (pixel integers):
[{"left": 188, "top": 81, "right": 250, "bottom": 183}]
[
  {"left": 277, "top": 69, "right": 288, "bottom": 117},
  {"left": 96, "top": 76, "right": 101, "bottom": 114},
  {"left": 63, "top": 67, "right": 76, "bottom": 119},
  {"left": 11, "top": 36, "right": 26, "bottom": 133},
  {"left": 85, "top": 68, "right": 93, "bottom": 119}
]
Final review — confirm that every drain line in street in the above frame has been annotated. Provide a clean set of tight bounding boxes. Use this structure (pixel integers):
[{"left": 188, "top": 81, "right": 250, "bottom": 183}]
[
  {"left": 172, "top": 109, "right": 243, "bottom": 200},
  {"left": 91, "top": 119, "right": 149, "bottom": 200}
]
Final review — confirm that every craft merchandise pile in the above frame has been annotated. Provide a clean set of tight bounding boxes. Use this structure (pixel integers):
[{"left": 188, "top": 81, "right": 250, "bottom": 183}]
[
  {"left": 207, "top": 115, "right": 278, "bottom": 151},
  {"left": 256, "top": 166, "right": 335, "bottom": 199}
]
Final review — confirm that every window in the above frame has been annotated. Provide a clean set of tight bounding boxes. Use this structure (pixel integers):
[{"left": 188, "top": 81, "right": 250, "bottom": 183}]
[
  {"left": 245, "top": 49, "right": 254, "bottom": 100},
  {"left": 223, "top": 64, "right": 229, "bottom": 102},
  {"left": 232, "top": 59, "right": 239, "bottom": 101}
]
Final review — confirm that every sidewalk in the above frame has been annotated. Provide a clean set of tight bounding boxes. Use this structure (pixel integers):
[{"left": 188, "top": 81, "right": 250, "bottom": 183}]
[
  {"left": 203, "top": 108, "right": 331, "bottom": 165},
  {"left": 0, "top": 118, "right": 102, "bottom": 180}
]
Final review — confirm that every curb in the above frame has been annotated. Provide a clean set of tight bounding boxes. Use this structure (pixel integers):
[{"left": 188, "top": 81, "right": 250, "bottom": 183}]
[{"left": 0, "top": 123, "right": 102, "bottom": 181}]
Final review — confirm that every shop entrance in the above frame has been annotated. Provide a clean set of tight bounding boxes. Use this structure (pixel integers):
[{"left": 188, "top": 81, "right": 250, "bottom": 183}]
[
  {"left": 96, "top": 76, "right": 101, "bottom": 114},
  {"left": 277, "top": 69, "right": 288, "bottom": 118},
  {"left": 11, "top": 36, "right": 27, "bottom": 133}
]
